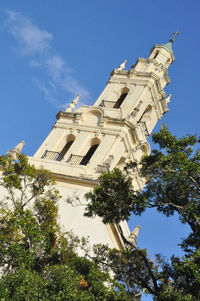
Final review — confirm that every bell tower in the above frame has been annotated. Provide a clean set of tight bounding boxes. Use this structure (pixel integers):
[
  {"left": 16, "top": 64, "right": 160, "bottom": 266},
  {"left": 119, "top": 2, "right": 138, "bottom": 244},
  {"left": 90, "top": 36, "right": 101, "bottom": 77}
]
[{"left": 29, "top": 37, "right": 176, "bottom": 249}]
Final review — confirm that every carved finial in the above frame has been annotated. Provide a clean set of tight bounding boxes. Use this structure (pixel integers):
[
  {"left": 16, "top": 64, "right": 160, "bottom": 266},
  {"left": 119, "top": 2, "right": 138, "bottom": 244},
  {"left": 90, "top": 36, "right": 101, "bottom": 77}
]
[
  {"left": 117, "top": 60, "right": 127, "bottom": 71},
  {"left": 126, "top": 225, "right": 141, "bottom": 246},
  {"left": 165, "top": 94, "right": 172, "bottom": 104},
  {"left": 170, "top": 31, "right": 179, "bottom": 43},
  {"left": 66, "top": 94, "right": 80, "bottom": 112},
  {"left": 7, "top": 141, "right": 25, "bottom": 160},
  {"left": 14, "top": 141, "right": 25, "bottom": 153}
]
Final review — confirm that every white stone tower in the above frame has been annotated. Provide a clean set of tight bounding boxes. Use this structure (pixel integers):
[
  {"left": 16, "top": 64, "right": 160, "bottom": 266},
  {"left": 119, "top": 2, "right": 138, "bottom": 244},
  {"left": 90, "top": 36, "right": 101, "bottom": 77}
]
[{"left": 29, "top": 37, "right": 176, "bottom": 249}]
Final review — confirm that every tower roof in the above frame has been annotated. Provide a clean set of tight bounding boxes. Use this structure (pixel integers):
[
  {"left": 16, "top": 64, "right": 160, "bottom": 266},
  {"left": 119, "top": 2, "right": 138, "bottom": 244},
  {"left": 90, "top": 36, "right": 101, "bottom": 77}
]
[
  {"left": 162, "top": 41, "right": 174, "bottom": 54},
  {"left": 161, "top": 31, "right": 179, "bottom": 55},
  {"left": 150, "top": 32, "right": 179, "bottom": 63}
]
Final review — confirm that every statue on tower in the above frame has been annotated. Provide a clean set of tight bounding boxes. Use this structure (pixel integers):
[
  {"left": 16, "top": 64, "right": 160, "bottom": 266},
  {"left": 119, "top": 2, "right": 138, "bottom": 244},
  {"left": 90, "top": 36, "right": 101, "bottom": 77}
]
[{"left": 117, "top": 60, "right": 127, "bottom": 71}]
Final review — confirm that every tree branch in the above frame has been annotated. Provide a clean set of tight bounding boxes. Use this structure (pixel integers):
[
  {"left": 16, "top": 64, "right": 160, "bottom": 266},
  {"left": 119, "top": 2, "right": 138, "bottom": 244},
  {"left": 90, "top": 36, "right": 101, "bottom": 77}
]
[
  {"left": 118, "top": 225, "right": 159, "bottom": 295},
  {"left": 188, "top": 175, "right": 200, "bottom": 190}
]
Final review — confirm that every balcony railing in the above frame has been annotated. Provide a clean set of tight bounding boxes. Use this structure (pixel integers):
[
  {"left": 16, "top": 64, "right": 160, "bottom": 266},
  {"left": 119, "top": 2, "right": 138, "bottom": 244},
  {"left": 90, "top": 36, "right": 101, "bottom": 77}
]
[
  {"left": 140, "top": 122, "right": 149, "bottom": 138},
  {"left": 99, "top": 100, "right": 116, "bottom": 108},
  {"left": 66, "top": 154, "right": 86, "bottom": 165},
  {"left": 41, "top": 150, "right": 63, "bottom": 161}
]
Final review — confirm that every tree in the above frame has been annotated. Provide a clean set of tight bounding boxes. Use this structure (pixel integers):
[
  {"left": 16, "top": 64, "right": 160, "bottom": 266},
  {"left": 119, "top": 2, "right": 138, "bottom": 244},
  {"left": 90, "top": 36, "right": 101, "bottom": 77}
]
[
  {"left": 84, "top": 126, "right": 200, "bottom": 300},
  {"left": 0, "top": 154, "right": 131, "bottom": 301},
  {"left": 1, "top": 126, "right": 199, "bottom": 301}
]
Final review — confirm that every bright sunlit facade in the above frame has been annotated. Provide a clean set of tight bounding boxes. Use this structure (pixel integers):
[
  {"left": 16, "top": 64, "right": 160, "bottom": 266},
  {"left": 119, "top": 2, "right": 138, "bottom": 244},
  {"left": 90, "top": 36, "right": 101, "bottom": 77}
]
[{"left": 29, "top": 38, "right": 175, "bottom": 249}]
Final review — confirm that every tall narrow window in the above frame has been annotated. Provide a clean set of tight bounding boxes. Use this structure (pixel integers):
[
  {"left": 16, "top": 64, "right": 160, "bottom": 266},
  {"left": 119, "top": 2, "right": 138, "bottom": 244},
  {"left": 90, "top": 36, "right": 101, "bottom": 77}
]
[
  {"left": 113, "top": 93, "right": 128, "bottom": 108},
  {"left": 80, "top": 144, "right": 99, "bottom": 165},
  {"left": 113, "top": 88, "right": 129, "bottom": 109},
  {"left": 153, "top": 51, "right": 159, "bottom": 59},
  {"left": 57, "top": 135, "right": 75, "bottom": 161},
  {"left": 138, "top": 105, "right": 152, "bottom": 123}
]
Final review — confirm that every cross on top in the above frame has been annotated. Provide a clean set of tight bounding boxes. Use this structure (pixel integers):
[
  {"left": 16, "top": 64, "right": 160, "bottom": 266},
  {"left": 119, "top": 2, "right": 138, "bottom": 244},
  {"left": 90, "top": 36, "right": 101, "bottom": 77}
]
[{"left": 170, "top": 31, "right": 180, "bottom": 43}]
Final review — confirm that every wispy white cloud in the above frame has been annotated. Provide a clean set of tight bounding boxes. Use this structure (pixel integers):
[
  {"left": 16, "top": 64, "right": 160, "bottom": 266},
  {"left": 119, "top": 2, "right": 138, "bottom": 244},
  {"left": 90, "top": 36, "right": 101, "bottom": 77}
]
[
  {"left": 5, "top": 10, "right": 52, "bottom": 55},
  {"left": 45, "top": 56, "right": 65, "bottom": 78},
  {"left": 5, "top": 10, "right": 90, "bottom": 108}
]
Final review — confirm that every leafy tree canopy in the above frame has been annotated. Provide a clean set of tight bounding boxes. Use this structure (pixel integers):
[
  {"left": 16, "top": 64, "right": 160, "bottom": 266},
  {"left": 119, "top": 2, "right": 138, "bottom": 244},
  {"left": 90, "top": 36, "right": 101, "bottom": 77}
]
[
  {"left": 85, "top": 126, "right": 200, "bottom": 301},
  {"left": 0, "top": 154, "right": 130, "bottom": 301},
  {"left": 1, "top": 126, "right": 199, "bottom": 301}
]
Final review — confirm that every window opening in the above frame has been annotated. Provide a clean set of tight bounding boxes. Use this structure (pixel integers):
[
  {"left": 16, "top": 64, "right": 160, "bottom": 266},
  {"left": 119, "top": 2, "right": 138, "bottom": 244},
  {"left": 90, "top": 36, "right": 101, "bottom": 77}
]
[
  {"left": 80, "top": 144, "right": 99, "bottom": 165},
  {"left": 113, "top": 92, "right": 128, "bottom": 109},
  {"left": 153, "top": 51, "right": 159, "bottom": 59},
  {"left": 138, "top": 105, "right": 152, "bottom": 123},
  {"left": 57, "top": 140, "right": 74, "bottom": 161}
]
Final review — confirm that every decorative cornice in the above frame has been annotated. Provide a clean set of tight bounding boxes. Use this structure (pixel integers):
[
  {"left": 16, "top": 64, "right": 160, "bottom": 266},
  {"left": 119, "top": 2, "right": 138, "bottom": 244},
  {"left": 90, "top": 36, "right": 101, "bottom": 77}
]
[
  {"left": 56, "top": 110, "right": 74, "bottom": 120},
  {"left": 53, "top": 173, "right": 99, "bottom": 188},
  {"left": 110, "top": 69, "right": 129, "bottom": 76}
]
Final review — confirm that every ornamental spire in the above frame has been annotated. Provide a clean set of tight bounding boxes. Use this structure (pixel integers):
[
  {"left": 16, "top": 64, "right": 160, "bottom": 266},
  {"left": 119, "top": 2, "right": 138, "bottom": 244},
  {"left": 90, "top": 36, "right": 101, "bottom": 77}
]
[
  {"left": 66, "top": 94, "right": 80, "bottom": 112},
  {"left": 7, "top": 141, "right": 25, "bottom": 160},
  {"left": 169, "top": 31, "right": 180, "bottom": 43},
  {"left": 161, "top": 31, "right": 179, "bottom": 55}
]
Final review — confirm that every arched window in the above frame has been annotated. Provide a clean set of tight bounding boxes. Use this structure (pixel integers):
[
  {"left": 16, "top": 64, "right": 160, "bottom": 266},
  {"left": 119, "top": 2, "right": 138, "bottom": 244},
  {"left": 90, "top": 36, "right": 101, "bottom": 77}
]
[
  {"left": 113, "top": 88, "right": 129, "bottom": 109},
  {"left": 114, "top": 93, "right": 128, "bottom": 108},
  {"left": 138, "top": 105, "right": 152, "bottom": 123},
  {"left": 116, "top": 157, "right": 126, "bottom": 170},
  {"left": 80, "top": 138, "right": 100, "bottom": 165},
  {"left": 57, "top": 135, "right": 75, "bottom": 161},
  {"left": 153, "top": 51, "right": 159, "bottom": 59}
]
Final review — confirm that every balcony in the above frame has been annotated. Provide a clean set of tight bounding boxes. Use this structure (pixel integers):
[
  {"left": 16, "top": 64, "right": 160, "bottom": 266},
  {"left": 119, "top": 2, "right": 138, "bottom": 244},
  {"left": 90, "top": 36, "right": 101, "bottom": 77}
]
[
  {"left": 66, "top": 154, "right": 87, "bottom": 165},
  {"left": 41, "top": 150, "right": 63, "bottom": 161},
  {"left": 99, "top": 100, "right": 116, "bottom": 108}
]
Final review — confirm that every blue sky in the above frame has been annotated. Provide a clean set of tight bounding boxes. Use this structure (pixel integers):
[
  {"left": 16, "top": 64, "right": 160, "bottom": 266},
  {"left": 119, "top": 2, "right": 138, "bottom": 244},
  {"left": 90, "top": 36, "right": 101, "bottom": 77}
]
[{"left": 0, "top": 1, "right": 199, "bottom": 300}]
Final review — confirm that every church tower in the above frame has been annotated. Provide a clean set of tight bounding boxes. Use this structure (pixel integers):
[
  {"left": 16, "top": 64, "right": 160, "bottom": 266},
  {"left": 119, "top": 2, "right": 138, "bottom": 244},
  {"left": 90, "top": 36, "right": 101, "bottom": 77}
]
[{"left": 29, "top": 37, "right": 176, "bottom": 249}]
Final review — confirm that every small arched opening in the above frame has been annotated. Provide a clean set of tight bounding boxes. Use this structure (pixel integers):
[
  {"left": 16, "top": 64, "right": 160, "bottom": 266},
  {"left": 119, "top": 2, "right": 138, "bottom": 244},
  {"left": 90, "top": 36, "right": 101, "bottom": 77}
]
[
  {"left": 57, "top": 134, "right": 75, "bottom": 161},
  {"left": 116, "top": 156, "right": 126, "bottom": 170},
  {"left": 153, "top": 51, "right": 159, "bottom": 59},
  {"left": 138, "top": 105, "right": 152, "bottom": 123},
  {"left": 113, "top": 88, "right": 129, "bottom": 109},
  {"left": 80, "top": 138, "right": 100, "bottom": 166}
]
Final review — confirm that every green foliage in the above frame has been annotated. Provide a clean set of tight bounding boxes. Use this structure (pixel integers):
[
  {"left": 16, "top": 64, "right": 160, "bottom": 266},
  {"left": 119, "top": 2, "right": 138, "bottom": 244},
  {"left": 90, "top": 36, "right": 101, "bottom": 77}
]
[
  {"left": 0, "top": 154, "right": 131, "bottom": 300},
  {"left": 84, "top": 168, "right": 144, "bottom": 224},
  {"left": 140, "top": 126, "right": 200, "bottom": 253},
  {"left": 85, "top": 126, "right": 200, "bottom": 300},
  {"left": 0, "top": 262, "right": 130, "bottom": 301},
  {"left": 1, "top": 126, "right": 199, "bottom": 301}
]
